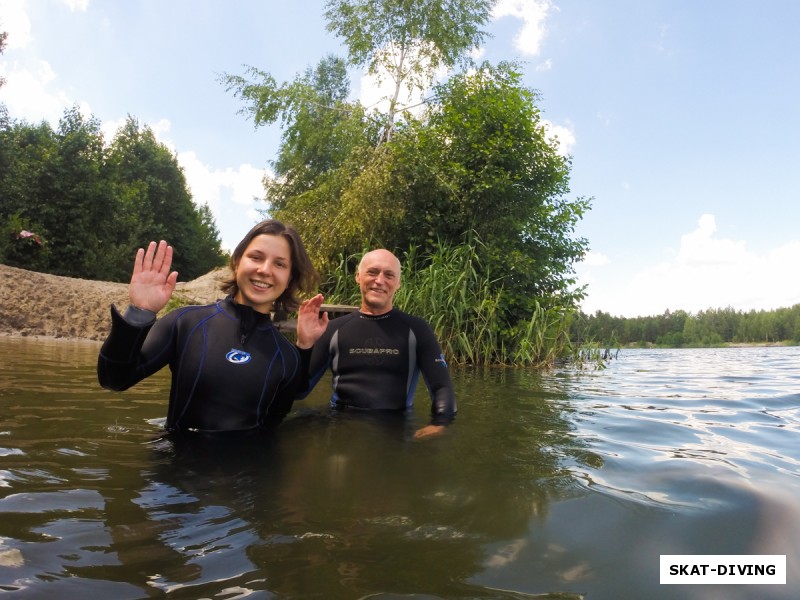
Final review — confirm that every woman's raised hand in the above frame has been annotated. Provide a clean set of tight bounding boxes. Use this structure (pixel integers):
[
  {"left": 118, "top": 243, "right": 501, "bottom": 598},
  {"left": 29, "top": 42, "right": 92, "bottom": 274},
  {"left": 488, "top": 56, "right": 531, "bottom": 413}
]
[
  {"left": 129, "top": 241, "right": 179, "bottom": 313},
  {"left": 296, "top": 293, "right": 329, "bottom": 349}
]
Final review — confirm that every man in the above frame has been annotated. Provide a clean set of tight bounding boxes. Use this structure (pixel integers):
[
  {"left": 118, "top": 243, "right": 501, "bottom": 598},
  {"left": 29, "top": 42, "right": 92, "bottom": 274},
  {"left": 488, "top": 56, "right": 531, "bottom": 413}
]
[{"left": 298, "top": 249, "right": 457, "bottom": 438}]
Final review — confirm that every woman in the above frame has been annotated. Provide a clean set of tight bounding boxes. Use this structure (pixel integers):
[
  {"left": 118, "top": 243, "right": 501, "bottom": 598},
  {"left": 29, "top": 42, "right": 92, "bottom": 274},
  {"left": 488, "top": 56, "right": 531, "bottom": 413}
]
[{"left": 97, "top": 220, "right": 328, "bottom": 435}]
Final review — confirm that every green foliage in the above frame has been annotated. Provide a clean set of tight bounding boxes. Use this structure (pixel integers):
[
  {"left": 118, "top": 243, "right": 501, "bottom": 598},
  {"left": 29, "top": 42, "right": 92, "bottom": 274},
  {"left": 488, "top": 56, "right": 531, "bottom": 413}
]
[
  {"left": 324, "top": 0, "right": 494, "bottom": 140},
  {"left": 0, "top": 110, "right": 226, "bottom": 281},
  {"left": 222, "top": 55, "right": 375, "bottom": 202},
  {"left": 572, "top": 305, "right": 800, "bottom": 347},
  {"left": 105, "top": 116, "right": 227, "bottom": 280},
  {"left": 0, "top": 107, "right": 120, "bottom": 279},
  {"left": 0, "top": 213, "right": 50, "bottom": 271},
  {"left": 389, "top": 62, "right": 590, "bottom": 316}
]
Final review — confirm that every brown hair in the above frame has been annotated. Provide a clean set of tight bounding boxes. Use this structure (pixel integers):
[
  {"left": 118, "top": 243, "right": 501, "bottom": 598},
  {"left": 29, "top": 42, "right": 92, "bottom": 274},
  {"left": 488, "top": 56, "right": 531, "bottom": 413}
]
[{"left": 220, "top": 219, "right": 318, "bottom": 312}]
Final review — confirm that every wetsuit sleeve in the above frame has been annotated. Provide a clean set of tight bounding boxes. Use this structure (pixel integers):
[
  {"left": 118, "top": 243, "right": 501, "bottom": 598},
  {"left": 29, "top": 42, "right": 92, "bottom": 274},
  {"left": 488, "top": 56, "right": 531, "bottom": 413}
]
[
  {"left": 298, "top": 321, "right": 336, "bottom": 398},
  {"left": 293, "top": 346, "right": 313, "bottom": 400},
  {"left": 414, "top": 320, "right": 458, "bottom": 426},
  {"left": 97, "top": 304, "right": 174, "bottom": 391}
]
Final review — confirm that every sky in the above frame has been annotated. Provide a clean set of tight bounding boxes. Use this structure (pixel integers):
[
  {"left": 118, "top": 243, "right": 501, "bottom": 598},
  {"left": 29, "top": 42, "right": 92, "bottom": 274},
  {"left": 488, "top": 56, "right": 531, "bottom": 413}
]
[{"left": 1, "top": 0, "right": 799, "bottom": 318}]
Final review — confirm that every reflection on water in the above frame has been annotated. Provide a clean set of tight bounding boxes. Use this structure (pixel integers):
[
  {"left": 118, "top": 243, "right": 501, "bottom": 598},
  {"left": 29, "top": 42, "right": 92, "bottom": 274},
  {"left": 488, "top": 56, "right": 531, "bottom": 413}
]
[{"left": 0, "top": 338, "right": 798, "bottom": 599}]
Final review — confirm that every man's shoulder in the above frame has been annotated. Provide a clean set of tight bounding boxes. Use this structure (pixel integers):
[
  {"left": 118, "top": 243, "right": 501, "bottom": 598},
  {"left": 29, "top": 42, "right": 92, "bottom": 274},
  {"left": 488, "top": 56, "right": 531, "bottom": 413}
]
[
  {"left": 390, "top": 308, "right": 434, "bottom": 331},
  {"left": 391, "top": 308, "right": 434, "bottom": 335}
]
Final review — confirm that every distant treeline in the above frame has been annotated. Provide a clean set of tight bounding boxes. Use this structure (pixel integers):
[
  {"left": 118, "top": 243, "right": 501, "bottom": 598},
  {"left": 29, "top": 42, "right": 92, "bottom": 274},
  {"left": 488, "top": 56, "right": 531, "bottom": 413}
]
[
  {"left": 570, "top": 306, "right": 800, "bottom": 348},
  {"left": 0, "top": 107, "right": 227, "bottom": 282}
]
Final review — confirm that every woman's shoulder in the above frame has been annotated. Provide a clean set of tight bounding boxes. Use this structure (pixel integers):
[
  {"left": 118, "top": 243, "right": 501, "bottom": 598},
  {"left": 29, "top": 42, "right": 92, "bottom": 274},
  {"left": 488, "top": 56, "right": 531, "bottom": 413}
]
[{"left": 162, "top": 300, "right": 225, "bottom": 323}]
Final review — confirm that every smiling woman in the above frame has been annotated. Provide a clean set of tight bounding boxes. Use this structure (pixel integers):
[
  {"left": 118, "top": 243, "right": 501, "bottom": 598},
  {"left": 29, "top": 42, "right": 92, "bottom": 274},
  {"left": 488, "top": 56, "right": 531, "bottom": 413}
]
[{"left": 96, "top": 220, "right": 327, "bottom": 436}]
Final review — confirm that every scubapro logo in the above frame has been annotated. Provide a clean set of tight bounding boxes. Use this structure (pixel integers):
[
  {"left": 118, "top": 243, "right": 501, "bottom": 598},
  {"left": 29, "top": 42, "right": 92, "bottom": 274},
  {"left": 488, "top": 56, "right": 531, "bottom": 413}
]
[{"left": 226, "top": 349, "right": 252, "bottom": 364}]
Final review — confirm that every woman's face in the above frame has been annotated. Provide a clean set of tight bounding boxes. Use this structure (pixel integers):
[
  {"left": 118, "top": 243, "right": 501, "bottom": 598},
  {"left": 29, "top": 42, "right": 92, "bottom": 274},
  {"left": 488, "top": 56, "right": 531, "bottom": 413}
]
[{"left": 234, "top": 234, "right": 292, "bottom": 313}]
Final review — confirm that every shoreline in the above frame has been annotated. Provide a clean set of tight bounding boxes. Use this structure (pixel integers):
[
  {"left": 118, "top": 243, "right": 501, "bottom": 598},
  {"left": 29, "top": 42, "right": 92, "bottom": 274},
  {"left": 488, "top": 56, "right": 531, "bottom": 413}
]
[{"left": 2, "top": 264, "right": 795, "bottom": 348}]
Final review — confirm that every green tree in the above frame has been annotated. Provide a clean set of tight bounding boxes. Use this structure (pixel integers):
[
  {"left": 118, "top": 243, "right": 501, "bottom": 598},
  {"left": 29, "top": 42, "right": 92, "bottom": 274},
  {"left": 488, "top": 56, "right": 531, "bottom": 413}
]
[
  {"left": 0, "top": 121, "right": 58, "bottom": 269},
  {"left": 1, "top": 110, "right": 225, "bottom": 281},
  {"left": 268, "top": 56, "right": 373, "bottom": 202},
  {"left": 106, "top": 117, "right": 226, "bottom": 280},
  {"left": 325, "top": 0, "right": 494, "bottom": 142},
  {"left": 223, "top": 55, "right": 374, "bottom": 204},
  {"left": 399, "top": 63, "right": 589, "bottom": 309},
  {"left": 20, "top": 107, "right": 117, "bottom": 279}
]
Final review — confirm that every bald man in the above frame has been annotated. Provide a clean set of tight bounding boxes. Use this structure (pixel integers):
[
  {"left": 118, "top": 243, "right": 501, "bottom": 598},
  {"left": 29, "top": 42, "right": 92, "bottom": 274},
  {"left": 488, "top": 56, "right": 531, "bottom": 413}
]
[{"left": 300, "top": 249, "right": 457, "bottom": 438}]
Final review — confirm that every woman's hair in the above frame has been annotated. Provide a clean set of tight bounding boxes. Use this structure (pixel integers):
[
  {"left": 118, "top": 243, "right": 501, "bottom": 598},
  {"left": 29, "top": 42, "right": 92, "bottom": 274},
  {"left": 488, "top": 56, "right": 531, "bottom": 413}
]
[{"left": 220, "top": 219, "right": 318, "bottom": 313}]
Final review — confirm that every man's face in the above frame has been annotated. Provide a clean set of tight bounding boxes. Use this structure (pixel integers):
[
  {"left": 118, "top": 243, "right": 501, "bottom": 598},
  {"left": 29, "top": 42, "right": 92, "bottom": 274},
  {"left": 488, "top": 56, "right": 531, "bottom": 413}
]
[{"left": 356, "top": 250, "right": 401, "bottom": 315}]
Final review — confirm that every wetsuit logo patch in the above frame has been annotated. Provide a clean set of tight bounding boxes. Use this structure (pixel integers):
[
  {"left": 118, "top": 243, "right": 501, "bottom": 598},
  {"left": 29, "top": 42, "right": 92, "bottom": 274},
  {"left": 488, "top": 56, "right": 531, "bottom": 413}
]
[
  {"left": 435, "top": 353, "right": 448, "bottom": 368},
  {"left": 226, "top": 348, "right": 252, "bottom": 364}
]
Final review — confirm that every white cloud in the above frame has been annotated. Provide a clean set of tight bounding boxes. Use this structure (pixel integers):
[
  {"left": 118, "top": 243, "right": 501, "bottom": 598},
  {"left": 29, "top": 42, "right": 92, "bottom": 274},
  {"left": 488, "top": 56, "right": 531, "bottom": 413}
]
[
  {"left": 541, "top": 118, "right": 575, "bottom": 155},
  {"left": 581, "top": 214, "right": 800, "bottom": 316},
  {"left": 470, "top": 45, "right": 486, "bottom": 61},
  {"left": 1, "top": 2, "right": 75, "bottom": 124},
  {"left": 0, "top": 59, "right": 73, "bottom": 124},
  {"left": 176, "top": 151, "right": 268, "bottom": 250},
  {"left": 61, "top": 0, "right": 89, "bottom": 11},
  {"left": 580, "top": 250, "right": 609, "bottom": 267},
  {"left": 675, "top": 213, "right": 748, "bottom": 267},
  {"left": 0, "top": 0, "right": 33, "bottom": 49},
  {"left": 492, "top": 0, "right": 554, "bottom": 56},
  {"left": 177, "top": 150, "right": 265, "bottom": 211},
  {"left": 99, "top": 116, "right": 128, "bottom": 142}
]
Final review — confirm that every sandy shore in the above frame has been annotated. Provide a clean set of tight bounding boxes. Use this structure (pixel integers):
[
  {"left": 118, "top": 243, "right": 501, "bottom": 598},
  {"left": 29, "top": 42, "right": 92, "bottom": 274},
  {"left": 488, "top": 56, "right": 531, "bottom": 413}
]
[{"left": 0, "top": 263, "right": 229, "bottom": 342}]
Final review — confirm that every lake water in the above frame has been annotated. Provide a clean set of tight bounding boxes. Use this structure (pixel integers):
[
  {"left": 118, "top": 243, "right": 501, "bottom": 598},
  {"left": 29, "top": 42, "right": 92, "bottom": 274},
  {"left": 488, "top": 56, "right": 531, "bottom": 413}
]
[{"left": 0, "top": 337, "right": 797, "bottom": 599}]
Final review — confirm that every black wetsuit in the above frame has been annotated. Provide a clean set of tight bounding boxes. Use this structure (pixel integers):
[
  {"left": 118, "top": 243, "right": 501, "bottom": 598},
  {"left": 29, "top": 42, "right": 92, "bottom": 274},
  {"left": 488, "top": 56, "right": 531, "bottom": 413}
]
[
  {"left": 98, "top": 298, "right": 309, "bottom": 434},
  {"left": 306, "top": 309, "right": 457, "bottom": 425}
]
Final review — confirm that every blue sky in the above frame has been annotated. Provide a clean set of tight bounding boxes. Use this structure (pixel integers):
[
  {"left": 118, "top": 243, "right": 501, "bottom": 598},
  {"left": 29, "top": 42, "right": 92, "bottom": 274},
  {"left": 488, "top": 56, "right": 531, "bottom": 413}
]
[{"left": 2, "top": 0, "right": 799, "bottom": 317}]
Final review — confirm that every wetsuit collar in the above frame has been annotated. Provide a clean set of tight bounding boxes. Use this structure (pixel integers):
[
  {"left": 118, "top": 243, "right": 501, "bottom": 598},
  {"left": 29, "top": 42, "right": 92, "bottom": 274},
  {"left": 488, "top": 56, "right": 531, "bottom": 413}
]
[
  {"left": 357, "top": 308, "right": 396, "bottom": 321},
  {"left": 222, "top": 296, "right": 273, "bottom": 344}
]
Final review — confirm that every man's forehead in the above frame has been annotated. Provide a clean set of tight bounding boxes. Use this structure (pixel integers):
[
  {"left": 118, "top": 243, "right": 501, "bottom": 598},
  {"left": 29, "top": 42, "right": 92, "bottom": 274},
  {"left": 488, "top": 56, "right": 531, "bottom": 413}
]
[{"left": 360, "top": 250, "right": 400, "bottom": 272}]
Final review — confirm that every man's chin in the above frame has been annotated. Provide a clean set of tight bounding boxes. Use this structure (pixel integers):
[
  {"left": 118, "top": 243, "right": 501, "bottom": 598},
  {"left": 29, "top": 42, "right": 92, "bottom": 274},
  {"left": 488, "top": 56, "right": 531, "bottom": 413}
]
[{"left": 363, "top": 298, "right": 391, "bottom": 314}]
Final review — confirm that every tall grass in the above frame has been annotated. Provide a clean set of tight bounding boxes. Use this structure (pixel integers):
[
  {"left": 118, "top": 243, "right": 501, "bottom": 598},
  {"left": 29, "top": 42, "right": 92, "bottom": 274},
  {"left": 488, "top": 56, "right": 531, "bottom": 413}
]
[{"left": 321, "top": 238, "right": 577, "bottom": 367}]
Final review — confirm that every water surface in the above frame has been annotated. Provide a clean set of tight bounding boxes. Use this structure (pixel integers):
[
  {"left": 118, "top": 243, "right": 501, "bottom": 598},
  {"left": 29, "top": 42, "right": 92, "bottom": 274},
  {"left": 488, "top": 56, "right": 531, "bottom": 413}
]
[{"left": 0, "top": 338, "right": 798, "bottom": 598}]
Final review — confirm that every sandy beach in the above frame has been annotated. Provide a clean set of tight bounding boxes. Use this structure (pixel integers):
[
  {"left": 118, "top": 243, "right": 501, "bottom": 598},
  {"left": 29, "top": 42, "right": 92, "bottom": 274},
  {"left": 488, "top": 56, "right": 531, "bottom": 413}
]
[{"left": 0, "top": 263, "right": 229, "bottom": 341}]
